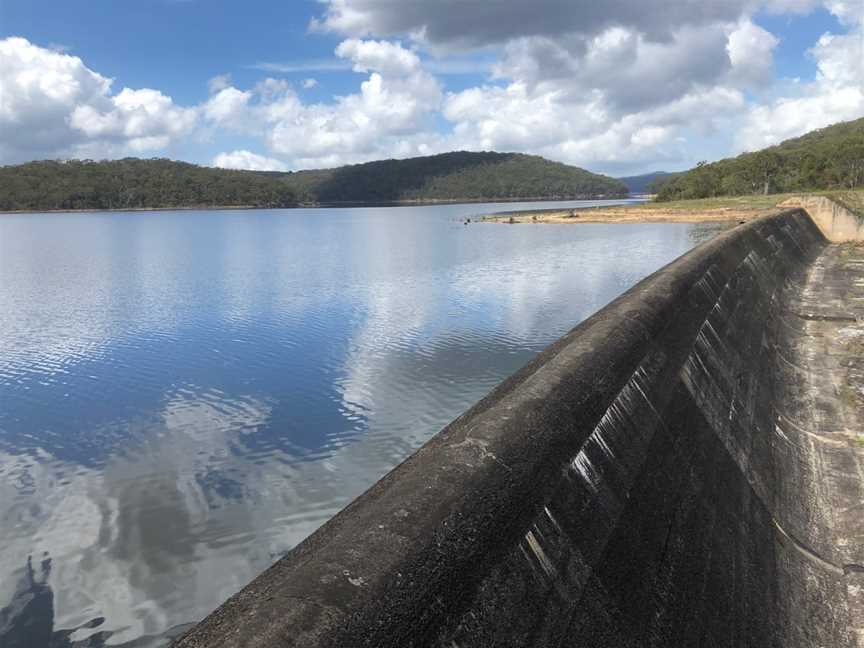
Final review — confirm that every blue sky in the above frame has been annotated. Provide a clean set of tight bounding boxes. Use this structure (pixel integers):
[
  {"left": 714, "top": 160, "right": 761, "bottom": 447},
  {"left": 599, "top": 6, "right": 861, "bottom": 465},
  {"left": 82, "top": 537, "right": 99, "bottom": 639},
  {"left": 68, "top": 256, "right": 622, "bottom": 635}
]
[
  {"left": 0, "top": 0, "right": 861, "bottom": 175},
  {"left": 1, "top": 1, "right": 334, "bottom": 104}
]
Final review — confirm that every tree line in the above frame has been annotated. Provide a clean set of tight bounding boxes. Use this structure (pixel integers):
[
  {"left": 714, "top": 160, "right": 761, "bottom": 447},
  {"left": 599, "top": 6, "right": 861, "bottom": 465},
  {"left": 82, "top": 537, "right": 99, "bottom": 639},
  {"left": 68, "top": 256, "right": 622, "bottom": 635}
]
[
  {"left": 0, "top": 158, "right": 298, "bottom": 211},
  {"left": 0, "top": 151, "right": 628, "bottom": 212},
  {"left": 655, "top": 117, "right": 864, "bottom": 201},
  {"left": 274, "top": 151, "right": 628, "bottom": 203}
]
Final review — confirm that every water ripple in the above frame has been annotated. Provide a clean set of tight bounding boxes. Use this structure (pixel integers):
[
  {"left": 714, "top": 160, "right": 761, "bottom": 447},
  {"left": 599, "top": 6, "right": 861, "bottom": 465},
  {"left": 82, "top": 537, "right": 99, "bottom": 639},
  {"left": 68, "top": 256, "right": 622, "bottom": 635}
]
[{"left": 0, "top": 205, "right": 729, "bottom": 646}]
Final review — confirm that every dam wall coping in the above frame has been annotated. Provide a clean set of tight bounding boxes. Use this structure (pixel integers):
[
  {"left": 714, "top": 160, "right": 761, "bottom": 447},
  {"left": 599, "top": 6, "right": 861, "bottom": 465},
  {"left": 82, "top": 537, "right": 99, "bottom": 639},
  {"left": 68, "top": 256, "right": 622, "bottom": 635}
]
[
  {"left": 176, "top": 207, "right": 833, "bottom": 647},
  {"left": 780, "top": 194, "right": 864, "bottom": 242}
]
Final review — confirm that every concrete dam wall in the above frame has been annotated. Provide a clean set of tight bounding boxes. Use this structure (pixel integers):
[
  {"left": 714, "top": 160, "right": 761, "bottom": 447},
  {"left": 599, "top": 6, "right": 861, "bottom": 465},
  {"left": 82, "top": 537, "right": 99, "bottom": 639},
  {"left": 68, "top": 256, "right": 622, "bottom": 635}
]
[{"left": 177, "top": 207, "right": 864, "bottom": 648}]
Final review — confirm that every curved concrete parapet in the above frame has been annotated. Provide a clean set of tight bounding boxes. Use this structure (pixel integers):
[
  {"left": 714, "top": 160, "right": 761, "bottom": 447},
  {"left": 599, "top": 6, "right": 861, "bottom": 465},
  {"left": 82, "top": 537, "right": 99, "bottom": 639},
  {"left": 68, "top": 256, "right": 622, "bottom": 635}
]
[
  {"left": 176, "top": 208, "right": 864, "bottom": 648},
  {"left": 780, "top": 195, "right": 864, "bottom": 242}
]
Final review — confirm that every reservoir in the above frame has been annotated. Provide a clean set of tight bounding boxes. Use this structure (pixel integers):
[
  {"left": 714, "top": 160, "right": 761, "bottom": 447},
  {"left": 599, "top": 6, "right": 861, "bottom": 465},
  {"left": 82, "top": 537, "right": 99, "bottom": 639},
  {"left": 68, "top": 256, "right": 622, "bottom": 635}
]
[{"left": 0, "top": 201, "right": 726, "bottom": 646}]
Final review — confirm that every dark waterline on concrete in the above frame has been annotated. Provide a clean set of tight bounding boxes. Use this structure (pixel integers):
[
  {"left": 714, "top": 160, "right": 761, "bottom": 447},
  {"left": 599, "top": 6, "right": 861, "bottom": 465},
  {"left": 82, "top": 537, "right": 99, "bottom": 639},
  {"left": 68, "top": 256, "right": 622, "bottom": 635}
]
[{"left": 0, "top": 201, "right": 727, "bottom": 646}]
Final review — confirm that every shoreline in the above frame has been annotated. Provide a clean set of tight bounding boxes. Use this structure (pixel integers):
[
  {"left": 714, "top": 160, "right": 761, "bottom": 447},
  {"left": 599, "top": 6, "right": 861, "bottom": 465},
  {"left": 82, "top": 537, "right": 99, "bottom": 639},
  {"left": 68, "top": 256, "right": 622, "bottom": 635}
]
[
  {"left": 0, "top": 205, "right": 272, "bottom": 215},
  {"left": 481, "top": 191, "right": 864, "bottom": 225},
  {"left": 0, "top": 195, "right": 631, "bottom": 216},
  {"left": 481, "top": 203, "right": 784, "bottom": 225},
  {"left": 312, "top": 194, "right": 629, "bottom": 207}
]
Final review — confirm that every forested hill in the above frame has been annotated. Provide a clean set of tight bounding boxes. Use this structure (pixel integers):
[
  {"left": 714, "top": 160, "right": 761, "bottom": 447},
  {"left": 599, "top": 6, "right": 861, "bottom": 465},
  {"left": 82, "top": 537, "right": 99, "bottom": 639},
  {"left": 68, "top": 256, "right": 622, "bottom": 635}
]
[
  {"left": 0, "top": 151, "right": 626, "bottom": 212},
  {"left": 269, "top": 151, "right": 628, "bottom": 203},
  {"left": 656, "top": 116, "right": 864, "bottom": 201},
  {"left": 0, "top": 158, "right": 298, "bottom": 211},
  {"left": 616, "top": 171, "right": 676, "bottom": 194}
]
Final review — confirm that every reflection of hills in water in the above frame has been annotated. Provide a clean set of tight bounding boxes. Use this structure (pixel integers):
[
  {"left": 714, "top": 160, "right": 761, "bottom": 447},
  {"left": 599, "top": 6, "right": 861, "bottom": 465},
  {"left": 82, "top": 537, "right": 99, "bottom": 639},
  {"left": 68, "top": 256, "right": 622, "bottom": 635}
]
[{"left": 0, "top": 205, "right": 719, "bottom": 645}]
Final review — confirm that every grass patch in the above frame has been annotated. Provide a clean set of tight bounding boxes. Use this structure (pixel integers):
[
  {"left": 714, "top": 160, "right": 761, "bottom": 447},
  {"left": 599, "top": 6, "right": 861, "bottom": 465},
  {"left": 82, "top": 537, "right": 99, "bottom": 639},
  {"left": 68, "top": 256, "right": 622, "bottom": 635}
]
[
  {"left": 483, "top": 190, "right": 863, "bottom": 224},
  {"left": 640, "top": 192, "right": 816, "bottom": 212},
  {"left": 825, "top": 189, "right": 864, "bottom": 219},
  {"left": 642, "top": 189, "right": 864, "bottom": 217}
]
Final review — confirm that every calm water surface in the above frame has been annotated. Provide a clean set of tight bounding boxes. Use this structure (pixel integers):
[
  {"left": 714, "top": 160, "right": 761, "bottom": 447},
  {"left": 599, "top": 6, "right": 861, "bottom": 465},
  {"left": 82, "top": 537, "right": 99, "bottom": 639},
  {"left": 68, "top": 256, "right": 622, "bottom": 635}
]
[{"left": 0, "top": 201, "right": 727, "bottom": 646}]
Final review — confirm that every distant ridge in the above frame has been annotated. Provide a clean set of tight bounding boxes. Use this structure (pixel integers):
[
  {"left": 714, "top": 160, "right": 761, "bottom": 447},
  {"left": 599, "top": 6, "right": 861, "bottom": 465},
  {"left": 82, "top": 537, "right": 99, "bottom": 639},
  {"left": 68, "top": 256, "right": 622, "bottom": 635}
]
[
  {"left": 0, "top": 151, "right": 627, "bottom": 212},
  {"left": 616, "top": 171, "right": 677, "bottom": 194},
  {"left": 657, "top": 116, "right": 864, "bottom": 201},
  {"left": 0, "top": 158, "right": 298, "bottom": 212},
  {"left": 269, "top": 151, "right": 627, "bottom": 203}
]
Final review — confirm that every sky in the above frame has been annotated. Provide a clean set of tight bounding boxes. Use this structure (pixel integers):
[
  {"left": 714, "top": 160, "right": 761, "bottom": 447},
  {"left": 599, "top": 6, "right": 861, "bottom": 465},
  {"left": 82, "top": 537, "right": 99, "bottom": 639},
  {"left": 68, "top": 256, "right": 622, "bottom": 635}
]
[{"left": 0, "top": 0, "right": 862, "bottom": 176}]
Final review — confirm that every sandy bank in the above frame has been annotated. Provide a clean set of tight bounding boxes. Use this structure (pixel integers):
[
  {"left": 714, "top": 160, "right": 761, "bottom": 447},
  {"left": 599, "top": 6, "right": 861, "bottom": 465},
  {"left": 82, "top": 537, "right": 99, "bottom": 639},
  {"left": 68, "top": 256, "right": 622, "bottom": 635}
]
[{"left": 482, "top": 204, "right": 779, "bottom": 224}]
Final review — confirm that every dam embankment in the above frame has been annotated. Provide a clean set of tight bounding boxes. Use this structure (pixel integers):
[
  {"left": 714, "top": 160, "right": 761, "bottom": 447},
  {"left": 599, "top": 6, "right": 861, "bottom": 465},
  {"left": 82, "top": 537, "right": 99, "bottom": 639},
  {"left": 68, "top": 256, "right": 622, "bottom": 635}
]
[{"left": 176, "top": 206, "right": 864, "bottom": 648}]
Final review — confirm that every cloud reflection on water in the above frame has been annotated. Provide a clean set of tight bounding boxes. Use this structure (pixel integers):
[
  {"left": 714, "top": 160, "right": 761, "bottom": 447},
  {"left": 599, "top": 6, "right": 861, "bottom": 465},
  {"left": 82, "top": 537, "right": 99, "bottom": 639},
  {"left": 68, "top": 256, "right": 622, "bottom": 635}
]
[{"left": 0, "top": 205, "right": 726, "bottom": 645}]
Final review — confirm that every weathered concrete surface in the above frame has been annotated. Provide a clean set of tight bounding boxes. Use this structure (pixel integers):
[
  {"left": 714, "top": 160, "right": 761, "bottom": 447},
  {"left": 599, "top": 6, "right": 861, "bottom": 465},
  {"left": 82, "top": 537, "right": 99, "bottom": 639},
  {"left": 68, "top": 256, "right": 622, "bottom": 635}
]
[
  {"left": 778, "top": 243, "right": 864, "bottom": 646},
  {"left": 175, "top": 208, "right": 864, "bottom": 648},
  {"left": 781, "top": 195, "right": 864, "bottom": 242}
]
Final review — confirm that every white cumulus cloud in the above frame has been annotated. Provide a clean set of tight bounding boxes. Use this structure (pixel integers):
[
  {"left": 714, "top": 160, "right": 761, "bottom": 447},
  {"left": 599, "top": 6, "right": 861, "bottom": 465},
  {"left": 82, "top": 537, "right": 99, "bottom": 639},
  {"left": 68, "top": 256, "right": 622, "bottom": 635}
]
[
  {"left": 69, "top": 87, "right": 196, "bottom": 151},
  {"left": 298, "top": 0, "right": 860, "bottom": 173},
  {"left": 202, "top": 39, "right": 442, "bottom": 169},
  {"left": 441, "top": 80, "right": 744, "bottom": 171},
  {"left": 311, "top": 0, "right": 752, "bottom": 49},
  {"left": 735, "top": 7, "right": 863, "bottom": 150},
  {"left": 726, "top": 19, "right": 780, "bottom": 87},
  {"left": 212, "top": 150, "right": 289, "bottom": 171},
  {"left": 203, "top": 86, "right": 254, "bottom": 130},
  {"left": 207, "top": 73, "right": 232, "bottom": 94},
  {"left": 0, "top": 37, "right": 196, "bottom": 163},
  {"left": 198, "top": 22, "right": 764, "bottom": 174},
  {"left": 2, "top": 0, "right": 862, "bottom": 176}
]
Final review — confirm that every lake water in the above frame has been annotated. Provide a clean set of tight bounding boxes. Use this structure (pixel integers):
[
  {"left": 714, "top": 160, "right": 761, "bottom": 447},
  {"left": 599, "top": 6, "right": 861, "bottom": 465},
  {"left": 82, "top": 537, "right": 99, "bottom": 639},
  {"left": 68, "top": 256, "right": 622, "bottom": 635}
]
[{"left": 0, "top": 200, "right": 728, "bottom": 647}]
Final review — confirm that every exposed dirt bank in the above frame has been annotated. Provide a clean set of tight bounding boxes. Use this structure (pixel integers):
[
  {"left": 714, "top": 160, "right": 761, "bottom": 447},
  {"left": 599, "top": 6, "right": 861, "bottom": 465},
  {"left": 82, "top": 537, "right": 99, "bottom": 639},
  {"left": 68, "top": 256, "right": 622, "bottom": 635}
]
[
  {"left": 483, "top": 206, "right": 778, "bottom": 224},
  {"left": 482, "top": 191, "right": 864, "bottom": 225}
]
